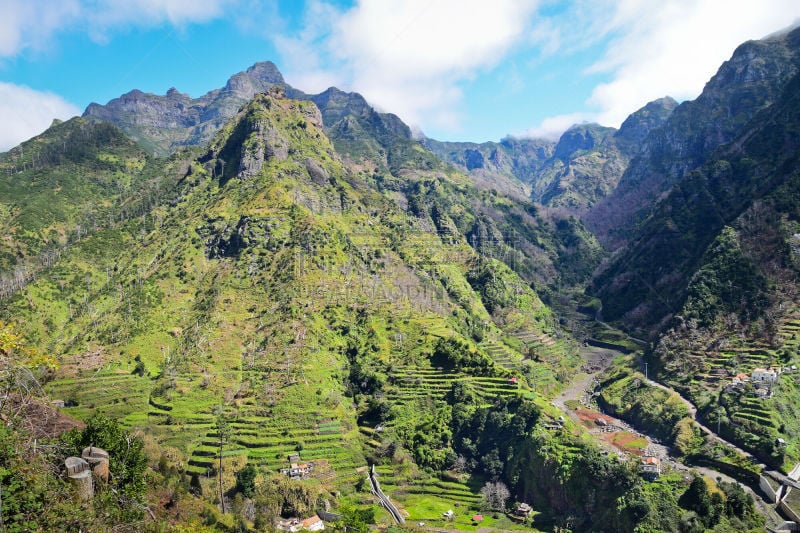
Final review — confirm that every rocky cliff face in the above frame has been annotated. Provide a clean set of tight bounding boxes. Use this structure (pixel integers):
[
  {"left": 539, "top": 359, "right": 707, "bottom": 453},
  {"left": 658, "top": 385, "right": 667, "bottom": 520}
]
[
  {"left": 84, "top": 62, "right": 288, "bottom": 156},
  {"left": 614, "top": 97, "right": 678, "bottom": 152},
  {"left": 591, "top": 26, "right": 800, "bottom": 335},
  {"left": 585, "top": 29, "right": 800, "bottom": 247},
  {"left": 84, "top": 63, "right": 436, "bottom": 174},
  {"left": 422, "top": 137, "right": 554, "bottom": 199}
]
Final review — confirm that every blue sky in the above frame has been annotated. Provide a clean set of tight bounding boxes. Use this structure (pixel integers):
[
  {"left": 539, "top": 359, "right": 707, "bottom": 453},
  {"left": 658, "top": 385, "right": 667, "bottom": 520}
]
[{"left": 1, "top": 0, "right": 799, "bottom": 151}]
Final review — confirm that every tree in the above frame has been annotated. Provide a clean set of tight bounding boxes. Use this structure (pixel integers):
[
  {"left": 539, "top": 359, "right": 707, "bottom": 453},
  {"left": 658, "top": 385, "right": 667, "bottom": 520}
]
[
  {"left": 480, "top": 481, "right": 510, "bottom": 512},
  {"left": 235, "top": 464, "right": 257, "bottom": 498},
  {"left": 679, "top": 476, "right": 713, "bottom": 526}
]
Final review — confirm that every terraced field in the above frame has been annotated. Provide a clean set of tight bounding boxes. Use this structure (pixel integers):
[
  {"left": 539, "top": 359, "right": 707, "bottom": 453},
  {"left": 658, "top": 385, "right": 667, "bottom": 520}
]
[{"left": 385, "top": 364, "right": 523, "bottom": 407}]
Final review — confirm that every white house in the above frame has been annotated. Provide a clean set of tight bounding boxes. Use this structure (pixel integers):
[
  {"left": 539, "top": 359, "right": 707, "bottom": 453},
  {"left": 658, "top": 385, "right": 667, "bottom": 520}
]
[{"left": 752, "top": 368, "right": 778, "bottom": 383}]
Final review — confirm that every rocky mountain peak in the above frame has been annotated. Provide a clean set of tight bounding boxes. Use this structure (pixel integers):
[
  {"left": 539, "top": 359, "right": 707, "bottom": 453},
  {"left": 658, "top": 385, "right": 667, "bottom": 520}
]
[
  {"left": 614, "top": 96, "right": 678, "bottom": 153},
  {"left": 553, "top": 123, "right": 615, "bottom": 161},
  {"left": 245, "top": 61, "right": 286, "bottom": 84}
]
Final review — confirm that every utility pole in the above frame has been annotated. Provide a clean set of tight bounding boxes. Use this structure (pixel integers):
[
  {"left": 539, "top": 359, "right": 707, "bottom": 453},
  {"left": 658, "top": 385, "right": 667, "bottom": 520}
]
[{"left": 644, "top": 362, "right": 648, "bottom": 381}]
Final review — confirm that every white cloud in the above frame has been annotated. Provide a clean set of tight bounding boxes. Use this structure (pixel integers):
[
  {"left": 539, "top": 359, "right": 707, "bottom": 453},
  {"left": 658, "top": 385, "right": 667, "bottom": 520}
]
[
  {"left": 0, "top": 0, "right": 230, "bottom": 57},
  {"left": 516, "top": 112, "right": 590, "bottom": 141},
  {"left": 278, "top": 0, "right": 540, "bottom": 133},
  {"left": 85, "top": 0, "right": 231, "bottom": 42},
  {"left": 589, "top": 0, "right": 800, "bottom": 127},
  {"left": 0, "top": 83, "right": 81, "bottom": 151},
  {"left": 0, "top": 1, "right": 80, "bottom": 56},
  {"left": 525, "top": 0, "right": 800, "bottom": 139}
]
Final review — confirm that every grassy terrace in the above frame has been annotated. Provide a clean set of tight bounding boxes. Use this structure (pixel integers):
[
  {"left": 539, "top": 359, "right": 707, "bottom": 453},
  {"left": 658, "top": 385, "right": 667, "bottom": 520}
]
[{"left": 385, "top": 364, "right": 524, "bottom": 407}]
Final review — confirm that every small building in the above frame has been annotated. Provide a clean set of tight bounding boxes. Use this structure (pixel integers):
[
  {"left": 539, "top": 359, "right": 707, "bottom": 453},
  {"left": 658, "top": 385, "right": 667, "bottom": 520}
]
[
  {"left": 777, "top": 438, "right": 787, "bottom": 447},
  {"left": 640, "top": 456, "right": 661, "bottom": 480},
  {"left": 725, "top": 375, "right": 748, "bottom": 393},
  {"left": 443, "top": 509, "right": 454, "bottom": 519},
  {"left": 280, "top": 461, "right": 315, "bottom": 479},
  {"left": 755, "top": 387, "right": 772, "bottom": 399},
  {"left": 301, "top": 515, "right": 325, "bottom": 531},
  {"left": 515, "top": 502, "right": 533, "bottom": 517},
  {"left": 508, "top": 376, "right": 518, "bottom": 385},
  {"left": 472, "top": 514, "right": 483, "bottom": 523},
  {"left": 280, "top": 453, "right": 315, "bottom": 479},
  {"left": 752, "top": 368, "right": 778, "bottom": 383}
]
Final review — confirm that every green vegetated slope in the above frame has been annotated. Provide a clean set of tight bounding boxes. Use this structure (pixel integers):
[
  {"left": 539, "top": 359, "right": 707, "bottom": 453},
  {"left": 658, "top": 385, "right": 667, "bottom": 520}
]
[
  {"left": 0, "top": 91, "right": 611, "bottom": 527},
  {"left": 0, "top": 118, "right": 177, "bottom": 277}
]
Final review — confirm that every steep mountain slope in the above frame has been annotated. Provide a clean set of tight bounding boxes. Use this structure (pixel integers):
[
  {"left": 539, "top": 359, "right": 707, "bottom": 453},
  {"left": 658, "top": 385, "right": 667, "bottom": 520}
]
[
  {"left": 592, "top": 27, "right": 800, "bottom": 334},
  {"left": 0, "top": 118, "right": 177, "bottom": 292},
  {"left": 583, "top": 27, "right": 800, "bottom": 467},
  {"left": 3, "top": 90, "right": 596, "bottom": 523},
  {"left": 586, "top": 27, "right": 800, "bottom": 247}
]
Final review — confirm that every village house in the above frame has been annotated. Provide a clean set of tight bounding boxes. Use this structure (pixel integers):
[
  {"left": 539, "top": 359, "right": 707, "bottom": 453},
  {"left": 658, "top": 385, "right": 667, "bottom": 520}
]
[
  {"left": 280, "top": 454, "right": 315, "bottom": 480},
  {"left": 752, "top": 367, "right": 778, "bottom": 384},
  {"left": 725, "top": 373, "right": 749, "bottom": 393},
  {"left": 277, "top": 515, "right": 325, "bottom": 532},
  {"left": 639, "top": 456, "right": 661, "bottom": 480},
  {"left": 276, "top": 518, "right": 302, "bottom": 532}
]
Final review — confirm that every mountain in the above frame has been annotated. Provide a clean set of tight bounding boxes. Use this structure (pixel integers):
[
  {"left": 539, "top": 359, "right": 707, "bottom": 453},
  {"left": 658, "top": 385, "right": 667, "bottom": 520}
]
[
  {"left": 586, "top": 29, "right": 800, "bottom": 247},
  {"left": 309, "top": 87, "right": 441, "bottom": 173},
  {"left": 587, "top": 26, "right": 800, "bottom": 467},
  {"left": 592, "top": 26, "right": 800, "bottom": 333},
  {"left": 84, "top": 62, "right": 440, "bottom": 175},
  {"left": 84, "top": 62, "right": 288, "bottom": 156},
  {"left": 426, "top": 97, "right": 677, "bottom": 212},
  {"left": 4, "top": 89, "right": 652, "bottom": 530},
  {"left": 422, "top": 136, "right": 554, "bottom": 199},
  {"left": 3, "top": 28, "right": 795, "bottom": 533}
]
